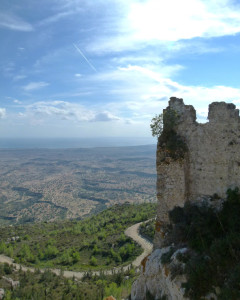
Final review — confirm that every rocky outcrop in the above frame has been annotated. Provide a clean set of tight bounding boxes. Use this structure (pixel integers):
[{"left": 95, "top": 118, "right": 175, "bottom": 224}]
[
  {"left": 131, "top": 248, "right": 187, "bottom": 300},
  {"left": 0, "top": 289, "right": 4, "bottom": 300},
  {"left": 2, "top": 276, "right": 20, "bottom": 289}
]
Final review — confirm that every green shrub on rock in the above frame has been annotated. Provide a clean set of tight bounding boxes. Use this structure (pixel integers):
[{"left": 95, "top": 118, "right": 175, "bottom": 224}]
[{"left": 166, "top": 188, "right": 240, "bottom": 299}]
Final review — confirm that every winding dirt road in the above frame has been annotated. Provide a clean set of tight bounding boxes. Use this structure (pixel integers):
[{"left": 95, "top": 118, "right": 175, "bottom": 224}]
[
  {"left": 0, "top": 220, "right": 153, "bottom": 279},
  {"left": 124, "top": 220, "right": 153, "bottom": 267}
]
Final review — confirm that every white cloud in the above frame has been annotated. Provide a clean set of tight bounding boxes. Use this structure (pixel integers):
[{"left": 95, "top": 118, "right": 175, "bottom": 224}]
[
  {"left": 177, "top": 85, "right": 240, "bottom": 120},
  {"left": 0, "top": 108, "right": 6, "bottom": 119},
  {"left": 128, "top": 0, "right": 240, "bottom": 41},
  {"left": 0, "top": 12, "right": 34, "bottom": 31},
  {"left": 87, "top": 0, "right": 240, "bottom": 53},
  {"left": 2, "top": 62, "right": 15, "bottom": 78},
  {"left": 89, "top": 64, "right": 240, "bottom": 123},
  {"left": 33, "top": 48, "right": 70, "bottom": 70},
  {"left": 75, "top": 73, "right": 82, "bottom": 77},
  {"left": 92, "top": 62, "right": 183, "bottom": 84},
  {"left": 13, "top": 99, "right": 22, "bottom": 104},
  {"left": 25, "top": 101, "right": 121, "bottom": 123},
  {"left": 23, "top": 82, "right": 49, "bottom": 91},
  {"left": 38, "top": 9, "right": 82, "bottom": 26},
  {"left": 13, "top": 75, "right": 27, "bottom": 81},
  {"left": 91, "top": 112, "right": 120, "bottom": 122},
  {"left": 29, "top": 101, "right": 91, "bottom": 121},
  {"left": 5, "top": 69, "right": 240, "bottom": 137},
  {"left": 118, "top": 65, "right": 183, "bottom": 84},
  {"left": 111, "top": 55, "right": 164, "bottom": 64}
]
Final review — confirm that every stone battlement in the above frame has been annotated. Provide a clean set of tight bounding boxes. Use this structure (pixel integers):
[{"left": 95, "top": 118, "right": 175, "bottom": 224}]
[
  {"left": 208, "top": 102, "right": 239, "bottom": 123},
  {"left": 168, "top": 97, "right": 196, "bottom": 124}
]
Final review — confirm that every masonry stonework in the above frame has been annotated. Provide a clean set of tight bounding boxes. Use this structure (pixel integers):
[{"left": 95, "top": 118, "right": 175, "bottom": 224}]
[{"left": 154, "top": 97, "right": 240, "bottom": 248}]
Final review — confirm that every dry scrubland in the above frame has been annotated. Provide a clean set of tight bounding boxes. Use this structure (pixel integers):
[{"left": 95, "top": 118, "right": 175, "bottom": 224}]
[{"left": 0, "top": 145, "right": 156, "bottom": 225}]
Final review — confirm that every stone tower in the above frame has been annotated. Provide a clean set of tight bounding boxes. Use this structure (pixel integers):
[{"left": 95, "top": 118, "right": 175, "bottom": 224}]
[{"left": 154, "top": 97, "right": 240, "bottom": 248}]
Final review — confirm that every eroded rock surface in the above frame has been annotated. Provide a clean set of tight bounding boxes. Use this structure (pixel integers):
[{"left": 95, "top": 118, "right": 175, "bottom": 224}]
[{"left": 131, "top": 248, "right": 187, "bottom": 300}]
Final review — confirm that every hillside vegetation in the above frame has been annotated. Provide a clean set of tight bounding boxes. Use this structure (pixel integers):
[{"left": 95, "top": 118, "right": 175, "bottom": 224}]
[
  {"left": 0, "top": 203, "right": 156, "bottom": 271},
  {"left": 139, "top": 219, "right": 155, "bottom": 243},
  {"left": 163, "top": 188, "right": 240, "bottom": 300},
  {"left": 0, "top": 261, "right": 136, "bottom": 300}
]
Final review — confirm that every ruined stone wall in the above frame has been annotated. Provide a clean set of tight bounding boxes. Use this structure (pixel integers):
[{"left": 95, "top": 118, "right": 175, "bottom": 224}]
[{"left": 155, "top": 97, "right": 240, "bottom": 248}]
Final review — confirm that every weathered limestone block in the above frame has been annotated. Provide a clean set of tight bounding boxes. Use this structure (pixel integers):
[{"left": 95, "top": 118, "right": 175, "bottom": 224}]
[
  {"left": 0, "top": 289, "right": 4, "bottom": 300},
  {"left": 131, "top": 248, "right": 188, "bottom": 300}
]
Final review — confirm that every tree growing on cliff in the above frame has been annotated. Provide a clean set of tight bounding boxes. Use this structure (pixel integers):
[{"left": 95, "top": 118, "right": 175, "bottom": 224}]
[
  {"left": 150, "top": 109, "right": 179, "bottom": 138},
  {"left": 150, "top": 109, "right": 187, "bottom": 159},
  {"left": 150, "top": 114, "right": 163, "bottom": 138}
]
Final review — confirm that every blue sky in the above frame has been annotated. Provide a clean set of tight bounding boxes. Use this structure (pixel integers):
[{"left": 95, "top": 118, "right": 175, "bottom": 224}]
[{"left": 1, "top": 0, "right": 240, "bottom": 139}]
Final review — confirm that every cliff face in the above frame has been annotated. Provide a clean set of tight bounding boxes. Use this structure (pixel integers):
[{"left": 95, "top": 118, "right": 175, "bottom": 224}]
[
  {"left": 131, "top": 247, "right": 188, "bottom": 300},
  {"left": 131, "top": 97, "right": 240, "bottom": 300}
]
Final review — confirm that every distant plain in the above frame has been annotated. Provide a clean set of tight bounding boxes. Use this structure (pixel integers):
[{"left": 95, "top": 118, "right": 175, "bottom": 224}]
[{"left": 0, "top": 145, "right": 156, "bottom": 225}]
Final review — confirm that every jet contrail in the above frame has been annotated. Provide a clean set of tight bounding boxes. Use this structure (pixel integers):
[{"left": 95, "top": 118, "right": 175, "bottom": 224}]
[{"left": 73, "top": 43, "right": 97, "bottom": 72}]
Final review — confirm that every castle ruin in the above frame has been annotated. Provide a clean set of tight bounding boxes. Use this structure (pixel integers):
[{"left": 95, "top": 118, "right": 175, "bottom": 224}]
[
  {"left": 154, "top": 97, "right": 240, "bottom": 248},
  {"left": 131, "top": 97, "right": 240, "bottom": 299}
]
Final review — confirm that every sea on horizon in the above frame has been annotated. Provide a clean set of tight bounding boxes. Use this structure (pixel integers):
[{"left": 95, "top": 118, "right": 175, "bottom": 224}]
[{"left": 0, "top": 137, "right": 156, "bottom": 149}]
